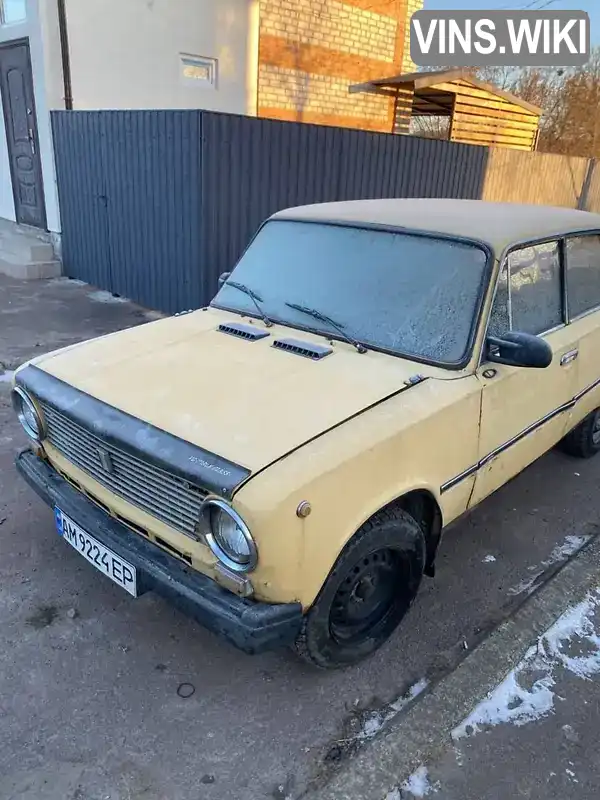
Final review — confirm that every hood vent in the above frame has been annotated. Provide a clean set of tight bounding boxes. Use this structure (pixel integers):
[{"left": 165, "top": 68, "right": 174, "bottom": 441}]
[
  {"left": 218, "top": 322, "right": 270, "bottom": 341},
  {"left": 272, "top": 337, "right": 333, "bottom": 360}
]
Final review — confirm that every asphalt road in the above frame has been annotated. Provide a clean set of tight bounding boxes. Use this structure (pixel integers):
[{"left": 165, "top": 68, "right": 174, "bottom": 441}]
[{"left": 1, "top": 276, "right": 599, "bottom": 800}]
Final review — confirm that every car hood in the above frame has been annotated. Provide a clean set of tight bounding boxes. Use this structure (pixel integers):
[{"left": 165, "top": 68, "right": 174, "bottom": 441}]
[{"left": 29, "top": 308, "right": 445, "bottom": 475}]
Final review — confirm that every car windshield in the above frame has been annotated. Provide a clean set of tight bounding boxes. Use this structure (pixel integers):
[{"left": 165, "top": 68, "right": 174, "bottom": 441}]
[{"left": 211, "top": 221, "right": 490, "bottom": 365}]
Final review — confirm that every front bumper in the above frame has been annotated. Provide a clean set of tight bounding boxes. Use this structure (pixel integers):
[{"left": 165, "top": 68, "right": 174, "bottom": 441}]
[{"left": 16, "top": 449, "right": 303, "bottom": 654}]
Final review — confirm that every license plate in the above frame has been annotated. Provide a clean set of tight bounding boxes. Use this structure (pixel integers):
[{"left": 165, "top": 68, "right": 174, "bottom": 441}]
[{"left": 55, "top": 508, "right": 137, "bottom": 597}]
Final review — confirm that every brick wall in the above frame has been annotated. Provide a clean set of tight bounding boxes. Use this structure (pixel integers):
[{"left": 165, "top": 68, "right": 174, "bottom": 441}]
[
  {"left": 260, "top": 0, "right": 397, "bottom": 62},
  {"left": 258, "top": 0, "right": 424, "bottom": 132},
  {"left": 402, "top": 0, "right": 422, "bottom": 73},
  {"left": 259, "top": 64, "right": 390, "bottom": 122}
]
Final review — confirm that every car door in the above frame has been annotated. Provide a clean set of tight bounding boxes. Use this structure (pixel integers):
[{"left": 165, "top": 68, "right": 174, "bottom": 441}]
[
  {"left": 469, "top": 239, "right": 579, "bottom": 507},
  {"left": 563, "top": 233, "right": 600, "bottom": 425}
]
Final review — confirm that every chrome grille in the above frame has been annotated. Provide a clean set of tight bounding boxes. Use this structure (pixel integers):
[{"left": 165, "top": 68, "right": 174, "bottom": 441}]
[{"left": 41, "top": 403, "right": 207, "bottom": 538}]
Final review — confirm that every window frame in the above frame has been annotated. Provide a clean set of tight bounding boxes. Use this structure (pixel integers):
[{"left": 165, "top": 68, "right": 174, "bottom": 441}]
[
  {"left": 179, "top": 53, "right": 218, "bottom": 89},
  {"left": 210, "top": 217, "right": 495, "bottom": 371},
  {"left": 488, "top": 235, "right": 566, "bottom": 336},
  {"left": 507, "top": 237, "right": 566, "bottom": 337},
  {"left": 0, "top": 0, "right": 26, "bottom": 25},
  {"left": 563, "top": 230, "right": 600, "bottom": 323},
  {"left": 481, "top": 227, "right": 600, "bottom": 367}
]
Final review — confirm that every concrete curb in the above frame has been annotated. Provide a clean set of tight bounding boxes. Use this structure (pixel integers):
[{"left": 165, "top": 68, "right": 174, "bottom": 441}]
[{"left": 304, "top": 535, "right": 600, "bottom": 800}]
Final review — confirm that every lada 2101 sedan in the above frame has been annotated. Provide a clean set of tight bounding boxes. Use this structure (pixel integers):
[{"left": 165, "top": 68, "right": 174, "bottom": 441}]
[{"left": 12, "top": 199, "right": 600, "bottom": 668}]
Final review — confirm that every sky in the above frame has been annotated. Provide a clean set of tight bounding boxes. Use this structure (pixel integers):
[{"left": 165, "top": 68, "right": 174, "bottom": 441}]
[{"left": 424, "top": 1, "right": 600, "bottom": 45}]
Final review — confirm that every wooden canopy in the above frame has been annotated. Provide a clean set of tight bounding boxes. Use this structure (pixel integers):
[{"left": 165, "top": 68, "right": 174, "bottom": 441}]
[{"left": 350, "top": 68, "right": 542, "bottom": 152}]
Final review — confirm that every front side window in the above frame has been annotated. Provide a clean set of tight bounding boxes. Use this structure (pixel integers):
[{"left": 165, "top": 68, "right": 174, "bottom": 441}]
[
  {"left": 212, "top": 220, "right": 490, "bottom": 366},
  {"left": 510, "top": 242, "right": 562, "bottom": 335},
  {"left": 0, "top": 0, "right": 26, "bottom": 24},
  {"left": 566, "top": 235, "right": 600, "bottom": 318},
  {"left": 488, "top": 241, "right": 563, "bottom": 338}
]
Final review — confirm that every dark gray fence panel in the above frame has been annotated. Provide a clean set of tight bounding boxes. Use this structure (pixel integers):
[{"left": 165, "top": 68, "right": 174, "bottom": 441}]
[
  {"left": 52, "top": 110, "right": 203, "bottom": 314},
  {"left": 53, "top": 109, "right": 488, "bottom": 312},
  {"left": 199, "top": 112, "right": 347, "bottom": 302},
  {"left": 200, "top": 112, "right": 489, "bottom": 291},
  {"left": 51, "top": 112, "right": 111, "bottom": 288},
  {"left": 99, "top": 111, "right": 203, "bottom": 312}
]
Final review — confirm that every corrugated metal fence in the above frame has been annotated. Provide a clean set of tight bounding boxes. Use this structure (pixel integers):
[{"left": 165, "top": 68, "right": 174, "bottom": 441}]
[
  {"left": 52, "top": 111, "right": 204, "bottom": 312},
  {"left": 52, "top": 109, "right": 600, "bottom": 314},
  {"left": 52, "top": 110, "right": 489, "bottom": 313}
]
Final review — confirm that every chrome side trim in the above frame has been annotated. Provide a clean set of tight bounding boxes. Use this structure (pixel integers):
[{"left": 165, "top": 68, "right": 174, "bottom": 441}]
[
  {"left": 440, "top": 375, "right": 600, "bottom": 495},
  {"left": 439, "top": 464, "right": 479, "bottom": 494},
  {"left": 477, "top": 401, "right": 574, "bottom": 470},
  {"left": 573, "top": 375, "right": 600, "bottom": 403}
]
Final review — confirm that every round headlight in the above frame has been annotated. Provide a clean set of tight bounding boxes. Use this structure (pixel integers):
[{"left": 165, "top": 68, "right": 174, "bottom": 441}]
[
  {"left": 204, "top": 499, "right": 257, "bottom": 573},
  {"left": 11, "top": 387, "right": 44, "bottom": 441}
]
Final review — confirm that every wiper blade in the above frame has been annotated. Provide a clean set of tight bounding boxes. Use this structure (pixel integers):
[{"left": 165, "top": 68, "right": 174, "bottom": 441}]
[
  {"left": 223, "top": 281, "right": 273, "bottom": 328},
  {"left": 285, "top": 302, "right": 367, "bottom": 354}
]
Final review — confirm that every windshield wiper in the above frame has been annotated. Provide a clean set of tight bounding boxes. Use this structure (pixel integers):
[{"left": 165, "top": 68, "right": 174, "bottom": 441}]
[
  {"left": 285, "top": 302, "right": 367, "bottom": 354},
  {"left": 223, "top": 281, "right": 273, "bottom": 328}
]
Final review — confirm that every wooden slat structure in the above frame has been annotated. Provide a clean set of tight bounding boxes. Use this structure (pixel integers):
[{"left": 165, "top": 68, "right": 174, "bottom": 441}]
[{"left": 350, "top": 68, "right": 541, "bottom": 152}]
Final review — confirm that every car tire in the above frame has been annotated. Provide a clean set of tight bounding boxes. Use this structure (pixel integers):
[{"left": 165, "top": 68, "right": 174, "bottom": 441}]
[
  {"left": 293, "top": 507, "right": 426, "bottom": 669},
  {"left": 560, "top": 408, "right": 600, "bottom": 459}
]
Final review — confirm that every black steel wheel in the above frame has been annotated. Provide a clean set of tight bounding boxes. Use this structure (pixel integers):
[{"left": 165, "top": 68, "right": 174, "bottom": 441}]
[
  {"left": 293, "top": 507, "right": 426, "bottom": 669},
  {"left": 560, "top": 408, "right": 600, "bottom": 459}
]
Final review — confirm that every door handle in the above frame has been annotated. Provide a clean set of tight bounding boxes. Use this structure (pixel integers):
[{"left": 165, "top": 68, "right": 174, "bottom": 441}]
[
  {"left": 560, "top": 349, "right": 579, "bottom": 366},
  {"left": 28, "top": 127, "right": 36, "bottom": 156}
]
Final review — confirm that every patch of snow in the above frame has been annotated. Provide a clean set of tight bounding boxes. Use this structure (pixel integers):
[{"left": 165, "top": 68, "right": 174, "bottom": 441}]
[
  {"left": 507, "top": 574, "right": 542, "bottom": 597},
  {"left": 358, "top": 679, "right": 428, "bottom": 741},
  {"left": 51, "top": 277, "right": 87, "bottom": 286},
  {"left": 390, "top": 678, "right": 429, "bottom": 713},
  {"left": 87, "top": 290, "right": 129, "bottom": 304},
  {"left": 400, "top": 766, "right": 438, "bottom": 797},
  {"left": 508, "top": 535, "right": 591, "bottom": 597},
  {"left": 384, "top": 790, "right": 402, "bottom": 800},
  {"left": 483, "top": 555, "right": 497, "bottom": 563},
  {"left": 453, "top": 588, "right": 600, "bottom": 740},
  {"left": 546, "top": 535, "right": 591, "bottom": 565},
  {"left": 0, "top": 370, "right": 15, "bottom": 384}
]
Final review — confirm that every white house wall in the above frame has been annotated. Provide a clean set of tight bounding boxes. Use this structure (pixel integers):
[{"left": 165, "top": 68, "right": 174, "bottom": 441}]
[
  {"left": 64, "top": 0, "right": 259, "bottom": 114},
  {"left": 0, "top": 87, "right": 14, "bottom": 221},
  {"left": 0, "top": 0, "right": 61, "bottom": 232}
]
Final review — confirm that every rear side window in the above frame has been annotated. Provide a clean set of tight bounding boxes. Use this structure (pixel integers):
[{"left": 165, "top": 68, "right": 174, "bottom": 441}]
[
  {"left": 508, "top": 242, "right": 562, "bottom": 335},
  {"left": 566, "top": 235, "right": 600, "bottom": 318}
]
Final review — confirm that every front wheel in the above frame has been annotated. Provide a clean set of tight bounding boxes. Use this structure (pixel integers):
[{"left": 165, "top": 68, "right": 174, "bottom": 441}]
[{"left": 293, "top": 507, "right": 426, "bottom": 669}]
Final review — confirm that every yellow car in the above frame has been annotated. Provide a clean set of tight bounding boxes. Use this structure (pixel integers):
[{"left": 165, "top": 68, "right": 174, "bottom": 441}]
[{"left": 12, "top": 199, "right": 600, "bottom": 669}]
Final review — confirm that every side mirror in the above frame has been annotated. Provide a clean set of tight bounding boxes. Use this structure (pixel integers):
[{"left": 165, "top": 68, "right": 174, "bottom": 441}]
[
  {"left": 218, "top": 272, "right": 231, "bottom": 286},
  {"left": 486, "top": 331, "right": 552, "bottom": 369}
]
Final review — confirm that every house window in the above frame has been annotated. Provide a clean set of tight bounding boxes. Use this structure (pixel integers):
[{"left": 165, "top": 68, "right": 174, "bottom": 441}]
[
  {"left": 180, "top": 54, "right": 217, "bottom": 88},
  {"left": 0, "top": 0, "right": 26, "bottom": 25}
]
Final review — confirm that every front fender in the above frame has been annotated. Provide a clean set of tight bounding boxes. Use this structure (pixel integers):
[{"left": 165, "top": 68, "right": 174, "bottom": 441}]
[{"left": 234, "top": 376, "right": 481, "bottom": 609}]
